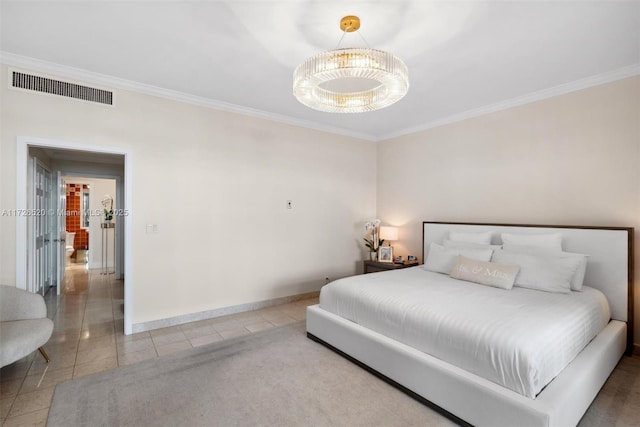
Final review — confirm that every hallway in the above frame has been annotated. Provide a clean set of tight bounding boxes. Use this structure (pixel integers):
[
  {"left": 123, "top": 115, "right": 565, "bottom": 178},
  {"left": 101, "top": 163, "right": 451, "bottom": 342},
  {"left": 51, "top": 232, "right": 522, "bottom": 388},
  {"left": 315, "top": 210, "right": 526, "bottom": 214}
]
[{"left": 0, "top": 265, "right": 317, "bottom": 426}]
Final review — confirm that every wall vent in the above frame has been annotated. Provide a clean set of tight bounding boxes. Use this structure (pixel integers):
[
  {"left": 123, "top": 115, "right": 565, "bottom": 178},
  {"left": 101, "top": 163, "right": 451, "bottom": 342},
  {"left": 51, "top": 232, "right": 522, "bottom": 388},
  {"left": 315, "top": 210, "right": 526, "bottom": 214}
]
[{"left": 11, "top": 71, "right": 113, "bottom": 105}]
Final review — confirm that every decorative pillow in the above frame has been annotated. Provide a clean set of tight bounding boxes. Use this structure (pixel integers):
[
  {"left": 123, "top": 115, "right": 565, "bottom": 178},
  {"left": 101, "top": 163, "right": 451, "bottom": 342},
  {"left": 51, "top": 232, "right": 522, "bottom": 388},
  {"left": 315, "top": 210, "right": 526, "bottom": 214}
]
[
  {"left": 423, "top": 243, "right": 494, "bottom": 274},
  {"left": 501, "top": 244, "right": 589, "bottom": 291},
  {"left": 449, "top": 231, "right": 493, "bottom": 245},
  {"left": 443, "top": 239, "right": 502, "bottom": 251},
  {"left": 500, "top": 233, "right": 563, "bottom": 252},
  {"left": 491, "top": 249, "right": 581, "bottom": 294},
  {"left": 450, "top": 256, "right": 519, "bottom": 290}
]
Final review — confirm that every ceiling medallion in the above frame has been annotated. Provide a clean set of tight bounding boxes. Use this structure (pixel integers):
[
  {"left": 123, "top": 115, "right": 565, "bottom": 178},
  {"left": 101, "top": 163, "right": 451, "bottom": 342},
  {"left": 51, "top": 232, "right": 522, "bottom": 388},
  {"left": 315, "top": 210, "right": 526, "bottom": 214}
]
[{"left": 293, "top": 16, "right": 409, "bottom": 114}]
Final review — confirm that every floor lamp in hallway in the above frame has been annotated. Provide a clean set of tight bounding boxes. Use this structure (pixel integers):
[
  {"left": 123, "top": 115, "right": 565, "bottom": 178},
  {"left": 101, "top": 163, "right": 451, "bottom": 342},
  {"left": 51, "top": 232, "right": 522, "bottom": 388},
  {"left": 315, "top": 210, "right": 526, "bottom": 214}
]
[{"left": 101, "top": 222, "right": 115, "bottom": 276}]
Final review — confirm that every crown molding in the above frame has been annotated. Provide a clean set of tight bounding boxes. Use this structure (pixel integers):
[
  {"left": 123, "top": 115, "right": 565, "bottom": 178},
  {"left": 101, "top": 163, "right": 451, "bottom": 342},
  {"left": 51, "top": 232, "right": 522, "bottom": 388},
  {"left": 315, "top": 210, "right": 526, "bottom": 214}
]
[
  {"left": 0, "top": 51, "right": 377, "bottom": 142},
  {"left": 2, "top": 52, "right": 637, "bottom": 144},
  {"left": 377, "top": 63, "right": 640, "bottom": 141}
]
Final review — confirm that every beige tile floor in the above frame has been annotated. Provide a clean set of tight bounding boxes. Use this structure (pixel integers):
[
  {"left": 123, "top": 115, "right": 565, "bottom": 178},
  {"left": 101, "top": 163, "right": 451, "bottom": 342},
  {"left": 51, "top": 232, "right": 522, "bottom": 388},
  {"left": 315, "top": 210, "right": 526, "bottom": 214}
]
[{"left": 0, "top": 264, "right": 318, "bottom": 426}]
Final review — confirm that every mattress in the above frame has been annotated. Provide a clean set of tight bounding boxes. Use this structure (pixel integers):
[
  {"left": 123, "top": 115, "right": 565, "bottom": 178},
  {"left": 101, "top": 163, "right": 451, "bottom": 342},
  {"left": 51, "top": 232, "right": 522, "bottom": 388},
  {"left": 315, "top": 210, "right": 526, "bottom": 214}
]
[{"left": 319, "top": 267, "right": 611, "bottom": 398}]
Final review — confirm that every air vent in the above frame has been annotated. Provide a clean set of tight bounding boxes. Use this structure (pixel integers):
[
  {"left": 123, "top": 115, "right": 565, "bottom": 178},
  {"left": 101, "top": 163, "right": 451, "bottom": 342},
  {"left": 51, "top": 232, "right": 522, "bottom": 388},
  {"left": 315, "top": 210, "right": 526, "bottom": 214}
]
[{"left": 11, "top": 71, "right": 113, "bottom": 105}]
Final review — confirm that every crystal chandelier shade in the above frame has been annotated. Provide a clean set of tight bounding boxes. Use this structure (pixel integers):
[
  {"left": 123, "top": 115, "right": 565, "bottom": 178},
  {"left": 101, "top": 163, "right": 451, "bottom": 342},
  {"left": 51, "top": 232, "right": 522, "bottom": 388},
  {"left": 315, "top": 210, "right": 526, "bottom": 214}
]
[{"left": 293, "top": 17, "right": 409, "bottom": 113}]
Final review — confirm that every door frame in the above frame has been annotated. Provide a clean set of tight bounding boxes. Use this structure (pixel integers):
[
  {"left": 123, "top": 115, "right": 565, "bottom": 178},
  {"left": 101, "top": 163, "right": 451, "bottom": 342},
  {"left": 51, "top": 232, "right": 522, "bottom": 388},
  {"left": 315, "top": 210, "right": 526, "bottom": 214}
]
[{"left": 17, "top": 136, "right": 134, "bottom": 335}]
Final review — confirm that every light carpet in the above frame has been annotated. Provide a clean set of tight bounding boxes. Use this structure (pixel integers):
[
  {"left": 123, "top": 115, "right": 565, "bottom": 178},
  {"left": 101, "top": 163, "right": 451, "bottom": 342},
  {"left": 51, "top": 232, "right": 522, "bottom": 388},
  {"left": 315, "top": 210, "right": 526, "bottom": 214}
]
[{"left": 48, "top": 322, "right": 640, "bottom": 426}]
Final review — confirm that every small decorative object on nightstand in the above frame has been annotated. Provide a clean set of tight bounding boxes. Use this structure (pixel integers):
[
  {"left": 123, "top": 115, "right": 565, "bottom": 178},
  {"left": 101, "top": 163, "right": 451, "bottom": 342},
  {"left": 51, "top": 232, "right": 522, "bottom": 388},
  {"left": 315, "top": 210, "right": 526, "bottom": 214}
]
[
  {"left": 378, "top": 246, "right": 393, "bottom": 263},
  {"left": 363, "top": 218, "right": 383, "bottom": 262},
  {"left": 364, "top": 260, "right": 419, "bottom": 274}
]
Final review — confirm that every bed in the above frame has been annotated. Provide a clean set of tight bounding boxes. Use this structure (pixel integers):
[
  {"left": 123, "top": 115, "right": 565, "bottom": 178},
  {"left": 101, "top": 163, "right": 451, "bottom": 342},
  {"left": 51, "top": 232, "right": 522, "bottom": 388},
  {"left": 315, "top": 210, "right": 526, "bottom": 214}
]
[{"left": 306, "top": 222, "right": 634, "bottom": 427}]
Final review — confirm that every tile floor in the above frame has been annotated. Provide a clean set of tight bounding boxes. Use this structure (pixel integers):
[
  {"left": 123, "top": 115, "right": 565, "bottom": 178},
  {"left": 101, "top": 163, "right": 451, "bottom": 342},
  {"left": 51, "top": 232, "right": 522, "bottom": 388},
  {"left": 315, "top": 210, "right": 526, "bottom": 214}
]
[{"left": 0, "top": 264, "right": 318, "bottom": 426}]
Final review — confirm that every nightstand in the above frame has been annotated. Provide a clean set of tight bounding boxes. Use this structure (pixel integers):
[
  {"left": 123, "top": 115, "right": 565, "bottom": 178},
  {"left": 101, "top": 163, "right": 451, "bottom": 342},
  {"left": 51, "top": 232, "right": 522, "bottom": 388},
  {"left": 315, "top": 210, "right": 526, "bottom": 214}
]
[{"left": 363, "top": 260, "right": 419, "bottom": 274}]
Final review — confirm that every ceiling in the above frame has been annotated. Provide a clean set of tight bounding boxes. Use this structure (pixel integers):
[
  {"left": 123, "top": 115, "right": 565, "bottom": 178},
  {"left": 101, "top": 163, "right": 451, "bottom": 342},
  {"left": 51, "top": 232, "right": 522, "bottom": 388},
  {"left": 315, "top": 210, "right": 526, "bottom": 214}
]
[
  {"left": 1, "top": 1, "right": 639, "bottom": 141},
  {"left": 41, "top": 148, "right": 124, "bottom": 166}
]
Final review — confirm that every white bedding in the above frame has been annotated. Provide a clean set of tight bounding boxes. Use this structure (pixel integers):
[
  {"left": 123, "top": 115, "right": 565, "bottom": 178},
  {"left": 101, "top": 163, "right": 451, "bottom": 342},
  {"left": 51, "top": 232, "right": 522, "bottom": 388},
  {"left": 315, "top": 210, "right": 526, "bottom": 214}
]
[{"left": 319, "top": 267, "right": 611, "bottom": 398}]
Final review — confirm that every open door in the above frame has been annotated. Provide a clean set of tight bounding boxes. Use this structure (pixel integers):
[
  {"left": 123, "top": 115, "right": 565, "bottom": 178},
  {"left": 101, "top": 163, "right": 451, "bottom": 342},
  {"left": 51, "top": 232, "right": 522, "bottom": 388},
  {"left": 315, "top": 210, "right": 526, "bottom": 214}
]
[
  {"left": 29, "top": 158, "right": 55, "bottom": 295},
  {"left": 54, "top": 171, "right": 66, "bottom": 294}
]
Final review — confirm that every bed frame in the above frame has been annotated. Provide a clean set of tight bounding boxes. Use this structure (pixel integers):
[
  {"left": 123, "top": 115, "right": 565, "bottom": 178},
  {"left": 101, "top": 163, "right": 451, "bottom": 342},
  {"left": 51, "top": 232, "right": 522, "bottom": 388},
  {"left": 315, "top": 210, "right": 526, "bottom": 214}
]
[{"left": 307, "top": 222, "right": 634, "bottom": 427}]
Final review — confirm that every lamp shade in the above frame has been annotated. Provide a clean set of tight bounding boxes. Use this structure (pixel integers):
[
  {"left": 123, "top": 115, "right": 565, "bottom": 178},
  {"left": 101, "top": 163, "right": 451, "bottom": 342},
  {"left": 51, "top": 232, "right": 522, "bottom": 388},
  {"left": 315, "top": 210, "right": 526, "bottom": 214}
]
[{"left": 379, "top": 226, "right": 399, "bottom": 242}]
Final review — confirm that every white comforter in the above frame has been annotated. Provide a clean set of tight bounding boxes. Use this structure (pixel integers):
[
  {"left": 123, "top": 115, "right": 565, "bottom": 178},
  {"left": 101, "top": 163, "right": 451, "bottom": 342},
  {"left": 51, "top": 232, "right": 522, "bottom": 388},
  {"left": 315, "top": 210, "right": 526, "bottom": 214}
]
[{"left": 319, "top": 267, "right": 610, "bottom": 398}]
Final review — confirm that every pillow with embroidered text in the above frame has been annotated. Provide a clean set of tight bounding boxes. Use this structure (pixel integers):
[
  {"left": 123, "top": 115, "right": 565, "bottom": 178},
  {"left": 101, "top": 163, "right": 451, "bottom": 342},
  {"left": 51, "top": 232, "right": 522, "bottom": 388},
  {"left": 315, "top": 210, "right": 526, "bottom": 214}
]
[{"left": 450, "top": 256, "right": 519, "bottom": 290}]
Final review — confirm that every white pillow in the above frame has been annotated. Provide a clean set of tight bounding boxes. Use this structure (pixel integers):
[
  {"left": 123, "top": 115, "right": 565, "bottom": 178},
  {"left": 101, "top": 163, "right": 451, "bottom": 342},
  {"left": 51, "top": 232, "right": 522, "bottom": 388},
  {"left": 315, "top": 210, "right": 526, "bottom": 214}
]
[
  {"left": 443, "top": 239, "right": 502, "bottom": 251},
  {"left": 491, "top": 249, "right": 581, "bottom": 294},
  {"left": 423, "top": 243, "right": 494, "bottom": 274},
  {"left": 500, "top": 233, "right": 563, "bottom": 252},
  {"left": 450, "top": 256, "right": 519, "bottom": 290},
  {"left": 449, "top": 231, "right": 493, "bottom": 245},
  {"left": 501, "top": 244, "right": 588, "bottom": 291}
]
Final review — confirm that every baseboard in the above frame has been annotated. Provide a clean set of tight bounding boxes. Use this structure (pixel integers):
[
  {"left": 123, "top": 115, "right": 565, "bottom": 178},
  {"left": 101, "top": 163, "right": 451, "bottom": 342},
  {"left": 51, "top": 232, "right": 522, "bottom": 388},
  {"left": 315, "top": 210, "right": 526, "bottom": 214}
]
[{"left": 131, "top": 291, "right": 319, "bottom": 333}]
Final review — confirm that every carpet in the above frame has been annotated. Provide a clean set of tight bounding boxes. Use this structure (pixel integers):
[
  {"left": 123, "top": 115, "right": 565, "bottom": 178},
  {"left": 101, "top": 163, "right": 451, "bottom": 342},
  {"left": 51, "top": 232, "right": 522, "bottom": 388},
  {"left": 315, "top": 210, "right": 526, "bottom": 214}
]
[
  {"left": 578, "top": 354, "right": 640, "bottom": 427},
  {"left": 48, "top": 322, "right": 640, "bottom": 427},
  {"left": 48, "top": 322, "right": 455, "bottom": 426}
]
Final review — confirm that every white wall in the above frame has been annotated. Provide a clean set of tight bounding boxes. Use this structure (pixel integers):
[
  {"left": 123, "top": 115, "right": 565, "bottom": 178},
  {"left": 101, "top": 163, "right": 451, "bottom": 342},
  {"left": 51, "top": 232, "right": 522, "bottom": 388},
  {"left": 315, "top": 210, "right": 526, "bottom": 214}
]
[
  {"left": 377, "top": 76, "right": 640, "bottom": 345},
  {"left": 0, "top": 65, "right": 377, "bottom": 328},
  {"left": 87, "top": 178, "right": 117, "bottom": 269},
  {"left": 4, "top": 62, "right": 636, "bottom": 346}
]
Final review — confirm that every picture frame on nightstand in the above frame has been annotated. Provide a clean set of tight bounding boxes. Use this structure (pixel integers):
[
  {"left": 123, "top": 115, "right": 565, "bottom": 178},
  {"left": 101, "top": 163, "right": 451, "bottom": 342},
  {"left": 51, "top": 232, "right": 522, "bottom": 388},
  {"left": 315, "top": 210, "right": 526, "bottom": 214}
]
[{"left": 379, "top": 246, "right": 393, "bottom": 263}]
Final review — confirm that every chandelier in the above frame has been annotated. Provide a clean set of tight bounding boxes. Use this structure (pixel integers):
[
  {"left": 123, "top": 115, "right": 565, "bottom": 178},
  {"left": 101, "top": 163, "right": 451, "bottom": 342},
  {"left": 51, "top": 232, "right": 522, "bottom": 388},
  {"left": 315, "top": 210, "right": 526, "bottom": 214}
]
[{"left": 293, "top": 16, "right": 409, "bottom": 114}]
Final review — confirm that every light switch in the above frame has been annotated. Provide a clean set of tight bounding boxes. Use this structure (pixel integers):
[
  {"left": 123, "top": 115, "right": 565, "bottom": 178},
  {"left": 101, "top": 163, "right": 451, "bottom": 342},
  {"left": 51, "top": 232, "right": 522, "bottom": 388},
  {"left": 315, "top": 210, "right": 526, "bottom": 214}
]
[{"left": 146, "top": 224, "right": 158, "bottom": 234}]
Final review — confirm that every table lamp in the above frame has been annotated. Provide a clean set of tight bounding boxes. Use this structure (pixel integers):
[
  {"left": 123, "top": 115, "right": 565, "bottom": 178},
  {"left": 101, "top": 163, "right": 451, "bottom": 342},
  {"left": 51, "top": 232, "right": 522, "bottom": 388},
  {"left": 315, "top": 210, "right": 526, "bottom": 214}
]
[{"left": 379, "top": 226, "right": 399, "bottom": 246}]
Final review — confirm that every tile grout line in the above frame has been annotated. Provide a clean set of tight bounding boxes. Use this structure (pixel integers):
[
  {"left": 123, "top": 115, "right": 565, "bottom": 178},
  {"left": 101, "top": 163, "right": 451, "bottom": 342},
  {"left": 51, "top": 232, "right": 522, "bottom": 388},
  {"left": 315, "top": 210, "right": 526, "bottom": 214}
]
[{"left": 2, "top": 275, "right": 70, "bottom": 424}]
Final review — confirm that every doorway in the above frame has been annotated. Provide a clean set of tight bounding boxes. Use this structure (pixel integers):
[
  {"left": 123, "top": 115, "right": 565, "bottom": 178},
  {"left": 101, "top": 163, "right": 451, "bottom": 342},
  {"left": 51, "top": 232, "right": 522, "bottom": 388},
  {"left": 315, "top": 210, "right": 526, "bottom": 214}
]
[
  {"left": 62, "top": 178, "right": 117, "bottom": 272},
  {"left": 17, "top": 137, "right": 133, "bottom": 334}
]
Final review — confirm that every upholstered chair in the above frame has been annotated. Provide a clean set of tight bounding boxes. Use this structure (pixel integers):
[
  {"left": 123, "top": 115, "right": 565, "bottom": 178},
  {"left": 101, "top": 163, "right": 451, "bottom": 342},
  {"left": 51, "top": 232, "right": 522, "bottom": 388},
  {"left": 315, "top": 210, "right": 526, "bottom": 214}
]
[{"left": 0, "top": 285, "right": 54, "bottom": 367}]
